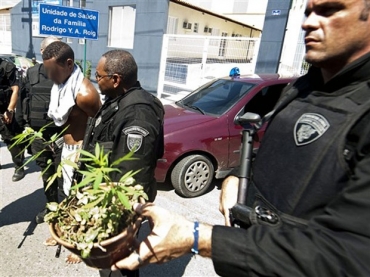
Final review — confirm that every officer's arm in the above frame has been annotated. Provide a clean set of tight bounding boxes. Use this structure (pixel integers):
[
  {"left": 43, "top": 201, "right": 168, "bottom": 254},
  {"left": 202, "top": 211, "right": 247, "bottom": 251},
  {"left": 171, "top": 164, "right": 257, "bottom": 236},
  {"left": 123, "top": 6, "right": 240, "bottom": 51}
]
[
  {"left": 3, "top": 63, "right": 19, "bottom": 123},
  {"left": 110, "top": 106, "right": 161, "bottom": 201},
  {"left": 213, "top": 156, "right": 370, "bottom": 276},
  {"left": 7, "top": 84, "right": 19, "bottom": 112},
  {"left": 76, "top": 78, "right": 102, "bottom": 117}
]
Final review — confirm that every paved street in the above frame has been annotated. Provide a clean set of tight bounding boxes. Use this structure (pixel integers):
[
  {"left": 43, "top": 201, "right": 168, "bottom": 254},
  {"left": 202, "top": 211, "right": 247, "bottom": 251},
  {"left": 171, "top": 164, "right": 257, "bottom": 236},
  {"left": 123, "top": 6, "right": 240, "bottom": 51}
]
[{"left": 0, "top": 139, "right": 224, "bottom": 277}]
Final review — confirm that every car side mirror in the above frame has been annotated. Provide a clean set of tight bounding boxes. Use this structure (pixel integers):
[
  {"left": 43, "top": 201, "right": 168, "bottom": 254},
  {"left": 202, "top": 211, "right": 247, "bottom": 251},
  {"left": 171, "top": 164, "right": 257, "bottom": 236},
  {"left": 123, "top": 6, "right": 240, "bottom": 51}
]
[{"left": 234, "top": 112, "right": 261, "bottom": 128}]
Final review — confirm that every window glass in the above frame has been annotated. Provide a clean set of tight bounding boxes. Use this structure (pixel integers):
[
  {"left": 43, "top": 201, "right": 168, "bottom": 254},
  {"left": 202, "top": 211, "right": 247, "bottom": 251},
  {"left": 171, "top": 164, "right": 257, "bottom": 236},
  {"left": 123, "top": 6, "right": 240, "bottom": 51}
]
[
  {"left": 108, "top": 5, "right": 136, "bottom": 49},
  {"left": 167, "top": 16, "right": 178, "bottom": 34},
  {"left": 243, "top": 83, "right": 287, "bottom": 118},
  {"left": 181, "top": 79, "right": 254, "bottom": 116}
]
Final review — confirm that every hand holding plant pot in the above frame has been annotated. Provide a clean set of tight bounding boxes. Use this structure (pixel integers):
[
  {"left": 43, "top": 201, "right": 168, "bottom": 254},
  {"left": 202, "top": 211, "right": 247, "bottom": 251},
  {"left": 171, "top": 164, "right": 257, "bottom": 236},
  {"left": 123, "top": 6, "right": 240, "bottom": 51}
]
[{"left": 43, "top": 143, "right": 147, "bottom": 268}]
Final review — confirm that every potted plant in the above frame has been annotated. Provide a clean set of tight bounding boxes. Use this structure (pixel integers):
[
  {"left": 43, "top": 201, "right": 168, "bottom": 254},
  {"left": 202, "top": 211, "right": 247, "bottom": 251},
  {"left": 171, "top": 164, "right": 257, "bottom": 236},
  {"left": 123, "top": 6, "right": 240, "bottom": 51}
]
[
  {"left": 11, "top": 127, "right": 147, "bottom": 269},
  {"left": 75, "top": 59, "right": 92, "bottom": 80}
]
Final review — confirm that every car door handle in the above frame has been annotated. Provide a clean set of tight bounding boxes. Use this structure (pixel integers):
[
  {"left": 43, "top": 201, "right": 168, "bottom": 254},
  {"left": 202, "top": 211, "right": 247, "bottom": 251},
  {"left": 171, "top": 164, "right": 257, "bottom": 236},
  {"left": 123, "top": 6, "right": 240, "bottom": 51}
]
[{"left": 233, "top": 150, "right": 240, "bottom": 154}]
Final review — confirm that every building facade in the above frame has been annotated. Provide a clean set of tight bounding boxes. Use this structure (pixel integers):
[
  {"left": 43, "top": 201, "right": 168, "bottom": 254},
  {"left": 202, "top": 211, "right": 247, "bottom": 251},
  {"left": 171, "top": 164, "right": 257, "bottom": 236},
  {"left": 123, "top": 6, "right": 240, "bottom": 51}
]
[
  {"left": 182, "top": 0, "right": 268, "bottom": 30},
  {"left": 0, "top": 0, "right": 14, "bottom": 54},
  {"left": 10, "top": 0, "right": 262, "bottom": 92},
  {"left": 168, "top": 1, "right": 260, "bottom": 38},
  {"left": 11, "top": 0, "right": 169, "bottom": 92}
]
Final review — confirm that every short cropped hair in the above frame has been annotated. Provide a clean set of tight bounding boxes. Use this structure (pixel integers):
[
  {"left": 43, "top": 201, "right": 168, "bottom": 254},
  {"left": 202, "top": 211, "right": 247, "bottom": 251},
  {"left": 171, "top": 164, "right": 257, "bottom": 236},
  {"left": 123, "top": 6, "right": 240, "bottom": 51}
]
[
  {"left": 102, "top": 50, "right": 138, "bottom": 87},
  {"left": 40, "top": 36, "right": 60, "bottom": 51},
  {"left": 42, "top": 41, "right": 74, "bottom": 65}
]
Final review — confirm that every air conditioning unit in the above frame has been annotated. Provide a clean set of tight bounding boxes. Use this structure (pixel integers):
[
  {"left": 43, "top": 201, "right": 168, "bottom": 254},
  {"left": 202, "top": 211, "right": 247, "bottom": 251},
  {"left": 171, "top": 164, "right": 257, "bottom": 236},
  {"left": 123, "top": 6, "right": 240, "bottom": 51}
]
[{"left": 183, "top": 22, "right": 192, "bottom": 29}]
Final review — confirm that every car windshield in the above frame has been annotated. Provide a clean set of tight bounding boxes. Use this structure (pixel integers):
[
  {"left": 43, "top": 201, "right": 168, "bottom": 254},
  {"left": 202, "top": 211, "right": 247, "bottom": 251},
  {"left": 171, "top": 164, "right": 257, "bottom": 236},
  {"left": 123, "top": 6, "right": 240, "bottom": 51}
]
[{"left": 178, "top": 79, "right": 255, "bottom": 116}]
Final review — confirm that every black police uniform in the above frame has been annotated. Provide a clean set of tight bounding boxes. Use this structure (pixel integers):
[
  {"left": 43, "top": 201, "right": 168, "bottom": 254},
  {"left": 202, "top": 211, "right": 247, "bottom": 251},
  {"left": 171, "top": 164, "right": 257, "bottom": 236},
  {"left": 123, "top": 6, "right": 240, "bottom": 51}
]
[
  {"left": 84, "top": 82, "right": 164, "bottom": 277},
  {"left": 20, "top": 63, "right": 62, "bottom": 222},
  {"left": 0, "top": 58, "right": 24, "bottom": 172},
  {"left": 87, "top": 81, "right": 164, "bottom": 202},
  {"left": 211, "top": 53, "right": 370, "bottom": 276}
]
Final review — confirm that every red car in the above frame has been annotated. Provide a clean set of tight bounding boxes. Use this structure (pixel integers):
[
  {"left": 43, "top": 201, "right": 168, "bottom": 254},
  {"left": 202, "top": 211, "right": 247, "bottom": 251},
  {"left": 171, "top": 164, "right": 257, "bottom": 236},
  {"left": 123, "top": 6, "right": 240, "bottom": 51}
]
[{"left": 155, "top": 74, "right": 295, "bottom": 197}]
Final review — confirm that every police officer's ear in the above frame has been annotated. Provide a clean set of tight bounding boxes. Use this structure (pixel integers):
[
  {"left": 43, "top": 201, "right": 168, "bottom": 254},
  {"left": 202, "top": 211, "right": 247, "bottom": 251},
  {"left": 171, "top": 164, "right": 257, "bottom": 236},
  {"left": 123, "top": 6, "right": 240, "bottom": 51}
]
[{"left": 112, "top": 74, "right": 122, "bottom": 88}]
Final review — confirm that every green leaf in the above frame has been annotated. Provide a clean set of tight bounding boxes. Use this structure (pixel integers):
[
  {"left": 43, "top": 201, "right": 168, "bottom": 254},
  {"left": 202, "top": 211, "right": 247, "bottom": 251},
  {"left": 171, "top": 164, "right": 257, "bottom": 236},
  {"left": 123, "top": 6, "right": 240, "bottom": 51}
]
[
  {"left": 74, "top": 213, "right": 82, "bottom": 222},
  {"left": 44, "top": 211, "right": 58, "bottom": 223},
  {"left": 49, "top": 132, "right": 58, "bottom": 142},
  {"left": 81, "top": 249, "right": 90, "bottom": 259},
  {"left": 101, "top": 168, "right": 120, "bottom": 174},
  {"left": 45, "top": 174, "right": 57, "bottom": 191},
  {"left": 94, "top": 143, "right": 100, "bottom": 161},
  {"left": 71, "top": 175, "right": 95, "bottom": 189},
  {"left": 39, "top": 121, "right": 54, "bottom": 131},
  {"left": 46, "top": 202, "right": 59, "bottom": 212},
  {"left": 110, "top": 150, "right": 138, "bottom": 167},
  {"left": 62, "top": 159, "right": 79, "bottom": 169},
  {"left": 16, "top": 149, "right": 47, "bottom": 171},
  {"left": 93, "top": 171, "right": 103, "bottom": 190},
  {"left": 116, "top": 190, "right": 131, "bottom": 210},
  {"left": 83, "top": 194, "right": 105, "bottom": 209},
  {"left": 34, "top": 131, "right": 43, "bottom": 138},
  {"left": 76, "top": 169, "right": 93, "bottom": 176},
  {"left": 78, "top": 149, "right": 96, "bottom": 160},
  {"left": 119, "top": 169, "right": 141, "bottom": 183}
]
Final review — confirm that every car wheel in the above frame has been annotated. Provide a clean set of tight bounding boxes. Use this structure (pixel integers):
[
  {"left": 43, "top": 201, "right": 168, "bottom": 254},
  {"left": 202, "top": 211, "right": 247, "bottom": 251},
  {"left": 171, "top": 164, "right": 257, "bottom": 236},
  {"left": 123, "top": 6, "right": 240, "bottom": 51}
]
[{"left": 171, "top": 155, "right": 214, "bottom": 198}]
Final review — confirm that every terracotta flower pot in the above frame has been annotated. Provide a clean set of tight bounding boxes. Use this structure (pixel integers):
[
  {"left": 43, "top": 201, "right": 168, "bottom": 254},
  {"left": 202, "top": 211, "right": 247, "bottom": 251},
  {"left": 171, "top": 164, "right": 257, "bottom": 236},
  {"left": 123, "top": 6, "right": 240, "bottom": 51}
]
[{"left": 49, "top": 217, "right": 142, "bottom": 269}]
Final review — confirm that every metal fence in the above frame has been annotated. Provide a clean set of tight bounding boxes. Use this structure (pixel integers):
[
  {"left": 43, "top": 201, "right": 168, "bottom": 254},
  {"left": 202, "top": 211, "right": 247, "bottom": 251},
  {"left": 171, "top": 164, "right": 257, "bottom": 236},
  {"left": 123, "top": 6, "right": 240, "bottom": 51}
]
[{"left": 157, "top": 34, "right": 260, "bottom": 100}]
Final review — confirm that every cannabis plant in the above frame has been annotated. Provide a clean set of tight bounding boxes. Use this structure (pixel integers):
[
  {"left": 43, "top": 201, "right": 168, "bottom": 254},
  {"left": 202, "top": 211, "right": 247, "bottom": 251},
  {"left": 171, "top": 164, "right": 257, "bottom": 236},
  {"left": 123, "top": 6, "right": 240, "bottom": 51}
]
[
  {"left": 10, "top": 123, "right": 67, "bottom": 176},
  {"left": 11, "top": 126, "right": 147, "bottom": 258},
  {"left": 45, "top": 144, "right": 148, "bottom": 258}
]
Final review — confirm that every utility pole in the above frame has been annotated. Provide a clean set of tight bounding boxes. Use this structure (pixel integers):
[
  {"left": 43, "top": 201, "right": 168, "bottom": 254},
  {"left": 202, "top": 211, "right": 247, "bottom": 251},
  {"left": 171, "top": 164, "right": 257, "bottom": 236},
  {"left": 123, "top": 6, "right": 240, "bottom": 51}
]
[{"left": 255, "top": 0, "right": 292, "bottom": 74}]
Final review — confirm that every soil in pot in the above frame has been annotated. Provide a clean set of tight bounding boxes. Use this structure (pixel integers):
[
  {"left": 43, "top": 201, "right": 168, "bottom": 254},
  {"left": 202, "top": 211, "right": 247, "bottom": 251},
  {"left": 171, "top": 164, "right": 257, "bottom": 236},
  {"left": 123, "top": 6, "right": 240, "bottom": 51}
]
[{"left": 49, "top": 217, "right": 142, "bottom": 269}]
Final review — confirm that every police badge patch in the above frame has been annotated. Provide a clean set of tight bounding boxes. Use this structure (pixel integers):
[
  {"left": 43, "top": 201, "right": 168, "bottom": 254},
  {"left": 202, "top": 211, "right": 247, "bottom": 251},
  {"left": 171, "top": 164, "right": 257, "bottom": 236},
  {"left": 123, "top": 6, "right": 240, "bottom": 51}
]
[
  {"left": 123, "top": 126, "right": 149, "bottom": 153},
  {"left": 95, "top": 116, "right": 102, "bottom": 127},
  {"left": 127, "top": 134, "right": 143, "bottom": 152},
  {"left": 294, "top": 113, "right": 330, "bottom": 146}
]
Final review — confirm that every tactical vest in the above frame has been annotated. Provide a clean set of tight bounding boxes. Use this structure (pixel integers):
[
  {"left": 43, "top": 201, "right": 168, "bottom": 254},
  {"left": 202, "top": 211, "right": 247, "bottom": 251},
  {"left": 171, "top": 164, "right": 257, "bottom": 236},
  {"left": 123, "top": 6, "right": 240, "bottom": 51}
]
[
  {"left": 88, "top": 87, "right": 164, "bottom": 159},
  {"left": 249, "top": 77, "right": 370, "bottom": 220},
  {"left": 0, "top": 59, "right": 14, "bottom": 108},
  {"left": 23, "top": 64, "right": 56, "bottom": 129}
]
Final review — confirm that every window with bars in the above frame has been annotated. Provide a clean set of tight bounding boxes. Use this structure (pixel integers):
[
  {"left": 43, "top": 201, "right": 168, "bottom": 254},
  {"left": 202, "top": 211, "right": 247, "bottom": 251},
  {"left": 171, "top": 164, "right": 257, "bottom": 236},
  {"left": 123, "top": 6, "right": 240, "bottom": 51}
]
[
  {"left": 167, "top": 16, "right": 178, "bottom": 34},
  {"left": 193, "top": 23, "right": 198, "bottom": 33},
  {"left": 0, "top": 14, "right": 10, "bottom": 31}
]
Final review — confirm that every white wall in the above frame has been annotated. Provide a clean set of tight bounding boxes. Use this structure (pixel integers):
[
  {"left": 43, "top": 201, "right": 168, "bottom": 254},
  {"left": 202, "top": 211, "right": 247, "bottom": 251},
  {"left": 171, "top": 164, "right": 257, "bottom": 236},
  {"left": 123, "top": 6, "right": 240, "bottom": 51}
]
[
  {"left": 278, "top": 0, "right": 308, "bottom": 76},
  {"left": 184, "top": 0, "right": 268, "bottom": 30},
  {"left": 168, "top": 2, "right": 261, "bottom": 38},
  {"left": 0, "top": 11, "right": 11, "bottom": 53}
]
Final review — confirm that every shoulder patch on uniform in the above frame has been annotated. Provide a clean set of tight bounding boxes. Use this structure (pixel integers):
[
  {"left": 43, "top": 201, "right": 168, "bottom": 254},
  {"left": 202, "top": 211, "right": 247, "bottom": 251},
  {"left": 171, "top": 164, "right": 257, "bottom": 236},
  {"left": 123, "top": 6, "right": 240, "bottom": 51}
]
[
  {"left": 123, "top": 126, "right": 149, "bottom": 137},
  {"left": 294, "top": 113, "right": 330, "bottom": 146},
  {"left": 127, "top": 133, "right": 143, "bottom": 152}
]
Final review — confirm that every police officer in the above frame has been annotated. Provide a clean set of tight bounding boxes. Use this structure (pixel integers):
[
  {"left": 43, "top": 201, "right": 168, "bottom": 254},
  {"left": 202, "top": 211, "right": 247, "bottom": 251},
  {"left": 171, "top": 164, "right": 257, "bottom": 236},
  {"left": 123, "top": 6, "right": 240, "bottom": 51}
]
[
  {"left": 111, "top": 0, "right": 370, "bottom": 276},
  {"left": 0, "top": 57, "right": 25, "bottom": 181},
  {"left": 85, "top": 49, "right": 164, "bottom": 277},
  {"left": 19, "top": 36, "right": 62, "bottom": 223}
]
